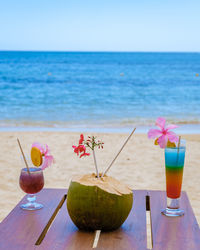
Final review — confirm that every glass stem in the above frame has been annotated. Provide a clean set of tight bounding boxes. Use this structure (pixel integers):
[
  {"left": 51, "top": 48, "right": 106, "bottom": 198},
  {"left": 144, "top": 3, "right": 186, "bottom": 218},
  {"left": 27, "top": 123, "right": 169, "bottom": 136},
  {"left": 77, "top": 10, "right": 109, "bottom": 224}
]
[
  {"left": 167, "top": 197, "right": 180, "bottom": 209},
  {"left": 27, "top": 194, "right": 36, "bottom": 204}
]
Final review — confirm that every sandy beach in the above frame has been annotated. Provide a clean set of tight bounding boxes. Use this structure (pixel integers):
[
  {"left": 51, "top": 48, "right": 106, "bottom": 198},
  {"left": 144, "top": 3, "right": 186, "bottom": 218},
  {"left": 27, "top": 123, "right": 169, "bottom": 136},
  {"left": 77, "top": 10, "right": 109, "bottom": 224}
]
[{"left": 0, "top": 131, "right": 199, "bottom": 225}]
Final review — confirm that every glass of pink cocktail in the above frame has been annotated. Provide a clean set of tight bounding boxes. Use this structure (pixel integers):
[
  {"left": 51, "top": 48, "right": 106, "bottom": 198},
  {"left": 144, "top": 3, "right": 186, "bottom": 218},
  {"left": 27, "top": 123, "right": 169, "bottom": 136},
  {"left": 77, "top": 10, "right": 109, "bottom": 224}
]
[{"left": 19, "top": 167, "right": 44, "bottom": 210}]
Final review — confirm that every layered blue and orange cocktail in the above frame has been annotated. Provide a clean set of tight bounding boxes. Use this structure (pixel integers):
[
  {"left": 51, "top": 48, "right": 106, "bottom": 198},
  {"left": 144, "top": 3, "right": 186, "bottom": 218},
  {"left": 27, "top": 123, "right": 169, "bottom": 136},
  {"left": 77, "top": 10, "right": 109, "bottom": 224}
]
[
  {"left": 165, "top": 146, "right": 185, "bottom": 199},
  {"left": 162, "top": 140, "right": 186, "bottom": 216}
]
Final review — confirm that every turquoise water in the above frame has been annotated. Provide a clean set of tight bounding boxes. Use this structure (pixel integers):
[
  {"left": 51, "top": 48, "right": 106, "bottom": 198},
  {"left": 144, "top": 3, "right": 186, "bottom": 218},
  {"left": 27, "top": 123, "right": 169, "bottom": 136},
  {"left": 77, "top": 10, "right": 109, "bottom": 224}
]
[
  {"left": 0, "top": 51, "right": 200, "bottom": 131},
  {"left": 165, "top": 147, "right": 185, "bottom": 167}
]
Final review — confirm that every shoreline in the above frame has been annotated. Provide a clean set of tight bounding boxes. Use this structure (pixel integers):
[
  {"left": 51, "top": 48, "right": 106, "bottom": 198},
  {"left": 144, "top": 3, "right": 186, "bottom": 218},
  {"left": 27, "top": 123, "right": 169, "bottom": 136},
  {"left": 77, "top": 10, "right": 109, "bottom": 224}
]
[{"left": 0, "top": 123, "right": 200, "bottom": 134}]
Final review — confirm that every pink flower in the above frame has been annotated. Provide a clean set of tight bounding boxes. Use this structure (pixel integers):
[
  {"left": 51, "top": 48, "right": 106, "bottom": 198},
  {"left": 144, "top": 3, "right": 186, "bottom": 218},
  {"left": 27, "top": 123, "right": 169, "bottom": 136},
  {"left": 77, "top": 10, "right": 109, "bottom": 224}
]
[
  {"left": 32, "top": 142, "right": 54, "bottom": 170},
  {"left": 147, "top": 117, "right": 179, "bottom": 148}
]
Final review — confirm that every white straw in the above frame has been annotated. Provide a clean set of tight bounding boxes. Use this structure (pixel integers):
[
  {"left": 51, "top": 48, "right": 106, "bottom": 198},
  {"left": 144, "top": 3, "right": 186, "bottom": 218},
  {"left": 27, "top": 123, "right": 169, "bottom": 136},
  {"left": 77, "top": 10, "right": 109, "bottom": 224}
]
[
  {"left": 102, "top": 128, "right": 136, "bottom": 177},
  {"left": 17, "top": 138, "right": 31, "bottom": 175},
  {"left": 93, "top": 149, "right": 99, "bottom": 178},
  {"left": 176, "top": 136, "right": 181, "bottom": 166}
]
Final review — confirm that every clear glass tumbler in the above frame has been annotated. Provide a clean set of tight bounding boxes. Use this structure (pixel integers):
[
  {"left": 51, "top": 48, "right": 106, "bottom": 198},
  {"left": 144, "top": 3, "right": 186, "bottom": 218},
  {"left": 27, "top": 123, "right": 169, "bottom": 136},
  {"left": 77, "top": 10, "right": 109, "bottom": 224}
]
[
  {"left": 161, "top": 140, "right": 186, "bottom": 217},
  {"left": 19, "top": 167, "right": 44, "bottom": 210}
]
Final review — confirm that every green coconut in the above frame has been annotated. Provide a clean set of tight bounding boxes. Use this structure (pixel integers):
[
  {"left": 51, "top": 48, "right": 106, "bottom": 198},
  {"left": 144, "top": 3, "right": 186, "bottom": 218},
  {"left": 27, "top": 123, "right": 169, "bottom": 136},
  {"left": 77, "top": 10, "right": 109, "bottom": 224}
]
[{"left": 67, "top": 173, "right": 133, "bottom": 231}]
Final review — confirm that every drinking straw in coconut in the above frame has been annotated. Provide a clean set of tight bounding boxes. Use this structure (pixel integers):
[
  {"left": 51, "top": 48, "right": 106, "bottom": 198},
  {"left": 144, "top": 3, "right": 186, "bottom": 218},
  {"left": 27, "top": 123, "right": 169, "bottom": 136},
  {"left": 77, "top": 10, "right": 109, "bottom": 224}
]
[
  {"left": 102, "top": 128, "right": 136, "bottom": 177},
  {"left": 17, "top": 138, "right": 31, "bottom": 175},
  {"left": 93, "top": 149, "right": 99, "bottom": 178}
]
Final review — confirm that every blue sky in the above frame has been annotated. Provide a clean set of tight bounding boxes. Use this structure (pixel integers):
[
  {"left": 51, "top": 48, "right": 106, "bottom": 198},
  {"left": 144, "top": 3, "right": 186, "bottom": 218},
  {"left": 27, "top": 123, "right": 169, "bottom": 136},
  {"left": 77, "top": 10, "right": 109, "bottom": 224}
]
[{"left": 0, "top": 0, "right": 200, "bottom": 51}]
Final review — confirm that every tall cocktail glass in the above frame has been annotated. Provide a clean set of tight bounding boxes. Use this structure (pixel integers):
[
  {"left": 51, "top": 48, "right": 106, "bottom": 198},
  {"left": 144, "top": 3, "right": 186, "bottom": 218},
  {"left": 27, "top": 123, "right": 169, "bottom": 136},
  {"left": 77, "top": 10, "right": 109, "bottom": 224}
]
[
  {"left": 19, "top": 167, "right": 44, "bottom": 210},
  {"left": 162, "top": 140, "right": 186, "bottom": 217}
]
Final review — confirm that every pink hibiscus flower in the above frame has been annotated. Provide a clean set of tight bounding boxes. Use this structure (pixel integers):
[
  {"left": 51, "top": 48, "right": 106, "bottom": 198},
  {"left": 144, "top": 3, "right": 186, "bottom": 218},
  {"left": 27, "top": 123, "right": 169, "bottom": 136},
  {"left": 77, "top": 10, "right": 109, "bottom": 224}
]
[
  {"left": 32, "top": 142, "right": 54, "bottom": 170},
  {"left": 147, "top": 117, "right": 179, "bottom": 148}
]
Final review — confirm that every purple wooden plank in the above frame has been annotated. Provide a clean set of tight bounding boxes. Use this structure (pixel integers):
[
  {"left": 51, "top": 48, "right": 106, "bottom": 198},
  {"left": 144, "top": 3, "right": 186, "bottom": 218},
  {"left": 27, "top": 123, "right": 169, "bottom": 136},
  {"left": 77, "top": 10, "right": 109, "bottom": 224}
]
[
  {"left": 0, "top": 188, "right": 67, "bottom": 250},
  {"left": 148, "top": 191, "right": 200, "bottom": 250},
  {"left": 37, "top": 195, "right": 94, "bottom": 250}
]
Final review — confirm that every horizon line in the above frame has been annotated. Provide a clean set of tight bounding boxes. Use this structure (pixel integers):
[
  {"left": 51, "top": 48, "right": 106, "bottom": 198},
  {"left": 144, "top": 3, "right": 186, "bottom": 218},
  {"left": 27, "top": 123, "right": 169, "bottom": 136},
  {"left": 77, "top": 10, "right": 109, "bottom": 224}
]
[{"left": 0, "top": 49, "right": 200, "bottom": 53}]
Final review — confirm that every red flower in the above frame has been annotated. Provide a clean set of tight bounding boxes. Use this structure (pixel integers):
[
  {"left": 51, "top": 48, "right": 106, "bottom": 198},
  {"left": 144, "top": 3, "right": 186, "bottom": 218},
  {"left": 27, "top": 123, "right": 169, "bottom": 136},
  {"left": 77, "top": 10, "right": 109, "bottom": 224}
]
[
  {"left": 72, "top": 134, "right": 90, "bottom": 158},
  {"left": 79, "top": 134, "right": 84, "bottom": 144}
]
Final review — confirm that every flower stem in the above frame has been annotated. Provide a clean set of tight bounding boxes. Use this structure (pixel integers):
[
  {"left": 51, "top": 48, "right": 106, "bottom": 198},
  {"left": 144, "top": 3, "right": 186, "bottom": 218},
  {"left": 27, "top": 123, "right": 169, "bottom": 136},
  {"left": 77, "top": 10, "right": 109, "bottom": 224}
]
[{"left": 92, "top": 149, "right": 99, "bottom": 178}]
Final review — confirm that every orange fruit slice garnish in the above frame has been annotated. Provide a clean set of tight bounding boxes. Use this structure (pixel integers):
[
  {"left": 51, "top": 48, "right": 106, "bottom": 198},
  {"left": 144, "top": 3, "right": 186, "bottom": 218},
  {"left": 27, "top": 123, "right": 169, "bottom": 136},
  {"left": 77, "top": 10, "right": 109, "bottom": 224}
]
[
  {"left": 154, "top": 138, "right": 159, "bottom": 145},
  {"left": 154, "top": 138, "right": 176, "bottom": 147},
  {"left": 31, "top": 147, "right": 43, "bottom": 167},
  {"left": 167, "top": 140, "right": 176, "bottom": 148}
]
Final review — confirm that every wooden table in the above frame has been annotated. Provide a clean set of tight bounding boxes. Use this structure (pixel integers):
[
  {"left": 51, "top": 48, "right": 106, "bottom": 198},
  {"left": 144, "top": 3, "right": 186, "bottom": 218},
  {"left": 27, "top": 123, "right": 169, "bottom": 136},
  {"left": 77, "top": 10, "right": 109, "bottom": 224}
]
[{"left": 0, "top": 188, "right": 200, "bottom": 250}]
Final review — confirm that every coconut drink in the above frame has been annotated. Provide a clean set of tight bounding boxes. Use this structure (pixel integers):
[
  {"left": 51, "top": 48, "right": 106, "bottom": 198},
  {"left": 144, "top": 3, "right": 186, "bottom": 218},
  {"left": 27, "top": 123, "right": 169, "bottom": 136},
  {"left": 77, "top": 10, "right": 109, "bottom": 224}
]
[{"left": 67, "top": 131, "right": 135, "bottom": 231}]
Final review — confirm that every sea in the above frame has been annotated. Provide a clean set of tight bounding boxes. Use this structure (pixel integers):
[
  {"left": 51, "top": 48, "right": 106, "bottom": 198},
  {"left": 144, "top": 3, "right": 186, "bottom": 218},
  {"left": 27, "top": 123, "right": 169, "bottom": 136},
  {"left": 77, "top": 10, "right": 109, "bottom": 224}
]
[{"left": 0, "top": 51, "right": 200, "bottom": 133}]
